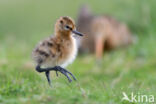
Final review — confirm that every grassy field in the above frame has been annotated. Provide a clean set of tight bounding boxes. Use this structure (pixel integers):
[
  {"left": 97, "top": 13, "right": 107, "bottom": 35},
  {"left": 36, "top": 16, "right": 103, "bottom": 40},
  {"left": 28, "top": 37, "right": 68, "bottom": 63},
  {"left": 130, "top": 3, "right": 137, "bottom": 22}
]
[{"left": 0, "top": 0, "right": 156, "bottom": 104}]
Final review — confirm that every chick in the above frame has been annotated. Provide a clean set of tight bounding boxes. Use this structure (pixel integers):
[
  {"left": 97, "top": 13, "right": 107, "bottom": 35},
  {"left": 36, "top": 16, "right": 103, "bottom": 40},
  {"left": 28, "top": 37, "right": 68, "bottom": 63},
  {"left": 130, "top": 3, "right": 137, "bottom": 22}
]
[{"left": 32, "top": 16, "right": 83, "bottom": 86}]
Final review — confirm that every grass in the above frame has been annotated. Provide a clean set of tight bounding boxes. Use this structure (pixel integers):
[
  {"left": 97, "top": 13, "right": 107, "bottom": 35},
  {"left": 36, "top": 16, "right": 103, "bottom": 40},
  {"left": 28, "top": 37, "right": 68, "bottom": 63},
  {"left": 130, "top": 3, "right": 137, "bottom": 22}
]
[{"left": 0, "top": 0, "right": 156, "bottom": 104}]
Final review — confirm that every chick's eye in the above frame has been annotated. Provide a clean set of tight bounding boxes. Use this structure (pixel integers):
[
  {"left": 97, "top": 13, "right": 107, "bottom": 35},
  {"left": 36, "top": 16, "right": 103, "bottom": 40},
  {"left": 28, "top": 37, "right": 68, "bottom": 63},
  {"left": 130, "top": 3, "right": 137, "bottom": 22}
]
[
  {"left": 65, "top": 25, "right": 71, "bottom": 30},
  {"left": 65, "top": 25, "right": 70, "bottom": 29}
]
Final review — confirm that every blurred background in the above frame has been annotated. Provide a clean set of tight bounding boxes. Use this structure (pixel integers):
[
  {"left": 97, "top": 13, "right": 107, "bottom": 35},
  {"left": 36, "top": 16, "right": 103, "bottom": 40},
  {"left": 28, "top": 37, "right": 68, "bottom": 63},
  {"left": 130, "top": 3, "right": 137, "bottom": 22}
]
[{"left": 0, "top": 0, "right": 156, "bottom": 104}]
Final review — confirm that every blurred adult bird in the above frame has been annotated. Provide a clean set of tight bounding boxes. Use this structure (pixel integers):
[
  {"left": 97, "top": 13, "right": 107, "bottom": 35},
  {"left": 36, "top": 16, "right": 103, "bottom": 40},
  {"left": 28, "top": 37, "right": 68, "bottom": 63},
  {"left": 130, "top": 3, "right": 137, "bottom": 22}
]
[
  {"left": 32, "top": 16, "right": 84, "bottom": 86},
  {"left": 77, "top": 5, "right": 134, "bottom": 59}
]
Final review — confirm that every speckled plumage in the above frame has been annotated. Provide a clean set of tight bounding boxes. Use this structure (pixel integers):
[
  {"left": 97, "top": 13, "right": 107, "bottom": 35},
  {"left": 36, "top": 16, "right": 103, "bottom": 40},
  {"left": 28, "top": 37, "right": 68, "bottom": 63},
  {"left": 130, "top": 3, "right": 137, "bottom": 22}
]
[
  {"left": 32, "top": 16, "right": 78, "bottom": 67},
  {"left": 32, "top": 16, "right": 83, "bottom": 85},
  {"left": 32, "top": 34, "right": 77, "bottom": 68}
]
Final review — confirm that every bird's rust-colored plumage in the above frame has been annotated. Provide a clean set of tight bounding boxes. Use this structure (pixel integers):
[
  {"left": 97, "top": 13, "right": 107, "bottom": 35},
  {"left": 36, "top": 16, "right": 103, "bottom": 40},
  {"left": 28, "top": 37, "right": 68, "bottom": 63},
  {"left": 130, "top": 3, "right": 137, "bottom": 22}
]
[
  {"left": 32, "top": 17, "right": 77, "bottom": 67},
  {"left": 32, "top": 16, "right": 83, "bottom": 85},
  {"left": 76, "top": 5, "right": 134, "bottom": 59}
]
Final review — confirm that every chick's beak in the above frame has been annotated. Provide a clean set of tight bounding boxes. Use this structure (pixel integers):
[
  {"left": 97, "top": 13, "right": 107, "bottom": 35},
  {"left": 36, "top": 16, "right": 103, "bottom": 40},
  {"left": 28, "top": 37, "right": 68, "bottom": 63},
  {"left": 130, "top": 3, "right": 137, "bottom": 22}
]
[{"left": 72, "top": 30, "right": 83, "bottom": 36}]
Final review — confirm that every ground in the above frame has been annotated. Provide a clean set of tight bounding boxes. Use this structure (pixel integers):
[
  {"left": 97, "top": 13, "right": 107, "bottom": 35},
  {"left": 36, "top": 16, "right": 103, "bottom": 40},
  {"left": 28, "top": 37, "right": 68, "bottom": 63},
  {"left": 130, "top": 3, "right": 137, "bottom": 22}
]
[{"left": 0, "top": 0, "right": 156, "bottom": 104}]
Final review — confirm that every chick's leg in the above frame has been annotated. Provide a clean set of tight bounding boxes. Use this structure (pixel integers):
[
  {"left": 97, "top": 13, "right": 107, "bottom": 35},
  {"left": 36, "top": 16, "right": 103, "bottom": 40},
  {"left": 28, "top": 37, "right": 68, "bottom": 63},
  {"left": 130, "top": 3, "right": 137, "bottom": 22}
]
[
  {"left": 45, "top": 71, "right": 51, "bottom": 86},
  {"left": 36, "top": 65, "right": 52, "bottom": 86},
  {"left": 35, "top": 65, "right": 76, "bottom": 85},
  {"left": 55, "top": 66, "right": 77, "bottom": 82}
]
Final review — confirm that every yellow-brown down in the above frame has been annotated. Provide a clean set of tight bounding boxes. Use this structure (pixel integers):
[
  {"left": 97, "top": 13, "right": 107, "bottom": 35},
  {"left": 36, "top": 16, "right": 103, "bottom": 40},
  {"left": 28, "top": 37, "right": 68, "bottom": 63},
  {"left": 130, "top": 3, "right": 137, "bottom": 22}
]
[{"left": 32, "top": 16, "right": 77, "bottom": 68}]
